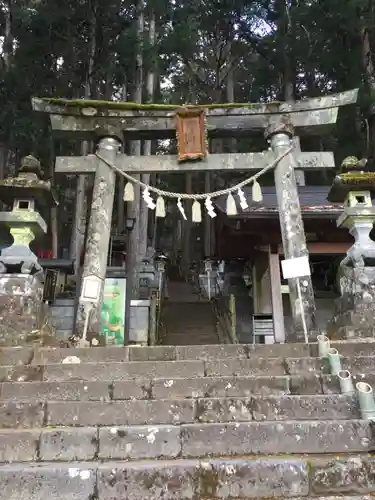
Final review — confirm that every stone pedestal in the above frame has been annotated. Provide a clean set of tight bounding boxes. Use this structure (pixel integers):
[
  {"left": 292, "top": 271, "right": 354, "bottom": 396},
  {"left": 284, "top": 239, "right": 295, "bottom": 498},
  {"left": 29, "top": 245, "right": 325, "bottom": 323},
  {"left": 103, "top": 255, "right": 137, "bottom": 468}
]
[
  {"left": 328, "top": 266, "right": 375, "bottom": 339},
  {"left": 326, "top": 159, "right": 375, "bottom": 339},
  {"left": 0, "top": 274, "right": 46, "bottom": 346}
]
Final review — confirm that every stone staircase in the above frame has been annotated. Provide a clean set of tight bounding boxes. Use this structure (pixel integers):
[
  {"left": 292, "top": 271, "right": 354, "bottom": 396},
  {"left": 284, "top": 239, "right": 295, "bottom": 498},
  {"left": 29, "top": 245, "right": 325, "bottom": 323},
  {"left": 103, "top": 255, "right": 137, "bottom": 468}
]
[
  {"left": 162, "top": 302, "right": 219, "bottom": 345},
  {"left": 162, "top": 280, "right": 219, "bottom": 345},
  {"left": 0, "top": 342, "right": 375, "bottom": 498}
]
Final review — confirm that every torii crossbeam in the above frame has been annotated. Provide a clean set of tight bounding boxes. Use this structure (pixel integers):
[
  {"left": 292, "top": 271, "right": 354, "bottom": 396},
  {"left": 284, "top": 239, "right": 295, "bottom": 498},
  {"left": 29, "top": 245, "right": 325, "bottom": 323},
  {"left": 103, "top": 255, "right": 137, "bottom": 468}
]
[{"left": 32, "top": 89, "right": 358, "bottom": 343}]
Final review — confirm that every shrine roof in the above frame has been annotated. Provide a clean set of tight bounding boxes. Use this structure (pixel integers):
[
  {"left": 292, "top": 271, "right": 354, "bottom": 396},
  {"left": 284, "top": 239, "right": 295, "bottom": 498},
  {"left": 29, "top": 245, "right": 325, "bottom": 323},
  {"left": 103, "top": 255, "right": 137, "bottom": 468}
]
[{"left": 216, "top": 186, "right": 343, "bottom": 218}]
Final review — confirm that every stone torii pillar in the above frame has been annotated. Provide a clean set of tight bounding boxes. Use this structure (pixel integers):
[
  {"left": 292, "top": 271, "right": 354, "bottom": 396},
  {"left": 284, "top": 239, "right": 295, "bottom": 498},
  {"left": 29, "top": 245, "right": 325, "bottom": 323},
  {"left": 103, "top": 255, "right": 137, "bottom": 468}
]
[
  {"left": 75, "top": 132, "right": 122, "bottom": 339},
  {"left": 266, "top": 119, "right": 317, "bottom": 341}
]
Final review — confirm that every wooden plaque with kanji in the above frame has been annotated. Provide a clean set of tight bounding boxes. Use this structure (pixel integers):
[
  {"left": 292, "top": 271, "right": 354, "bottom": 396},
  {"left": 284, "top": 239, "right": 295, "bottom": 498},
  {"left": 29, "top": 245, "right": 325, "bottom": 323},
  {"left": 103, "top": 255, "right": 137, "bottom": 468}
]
[{"left": 176, "top": 108, "right": 207, "bottom": 162}]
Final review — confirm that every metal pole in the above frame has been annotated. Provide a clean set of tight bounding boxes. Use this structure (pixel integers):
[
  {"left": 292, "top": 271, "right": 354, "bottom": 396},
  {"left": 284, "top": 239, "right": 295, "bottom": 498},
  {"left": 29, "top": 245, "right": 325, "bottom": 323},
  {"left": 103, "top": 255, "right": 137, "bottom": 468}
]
[{"left": 296, "top": 278, "right": 309, "bottom": 344}]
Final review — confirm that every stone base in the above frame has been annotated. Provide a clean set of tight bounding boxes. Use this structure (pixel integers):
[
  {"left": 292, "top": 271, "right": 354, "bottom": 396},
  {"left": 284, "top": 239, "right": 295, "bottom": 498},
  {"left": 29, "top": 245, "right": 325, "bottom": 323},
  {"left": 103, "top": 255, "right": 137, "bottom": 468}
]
[
  {"left": 0, "top": 274, "right": 50, "bottom": 346},
  {"left": 327, "top": 265, "right": 375, "bottom": 339}
]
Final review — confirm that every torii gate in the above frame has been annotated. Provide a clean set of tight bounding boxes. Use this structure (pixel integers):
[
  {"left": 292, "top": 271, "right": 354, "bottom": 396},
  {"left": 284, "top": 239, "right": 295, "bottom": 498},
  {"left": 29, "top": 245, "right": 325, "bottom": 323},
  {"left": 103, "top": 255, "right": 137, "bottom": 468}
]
[{"left": 32, "top": 89, "right": 358, "bottom": 342}]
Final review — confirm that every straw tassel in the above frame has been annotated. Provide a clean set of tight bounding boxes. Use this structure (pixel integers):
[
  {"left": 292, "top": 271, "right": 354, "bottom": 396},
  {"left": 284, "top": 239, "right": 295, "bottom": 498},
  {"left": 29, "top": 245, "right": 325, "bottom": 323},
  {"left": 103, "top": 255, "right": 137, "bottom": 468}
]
[
  {"left": 123, "top": 182, "right": 134, "bottom": 202},
  {"left": 252, "top": 180, "right": 263, "bottom": 202},
  {"left": 192, "top": 200, "right": 202, "bottom": 223},
  {"left": 226, "top": 193, "right": 237, "bottom": 215}
]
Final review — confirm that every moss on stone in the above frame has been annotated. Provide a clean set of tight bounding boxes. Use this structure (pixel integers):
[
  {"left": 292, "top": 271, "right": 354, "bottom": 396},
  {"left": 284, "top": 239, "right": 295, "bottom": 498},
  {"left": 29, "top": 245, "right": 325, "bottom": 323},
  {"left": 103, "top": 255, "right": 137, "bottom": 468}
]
[
  {"left": 198, "top": 467, "right": 221, "bottom": 497},
  {"left": 340, "top": 172, "right": 375, "bottom": 185},
  {"left": 40, "top": 97, "right": 282, "bottom": 111}
]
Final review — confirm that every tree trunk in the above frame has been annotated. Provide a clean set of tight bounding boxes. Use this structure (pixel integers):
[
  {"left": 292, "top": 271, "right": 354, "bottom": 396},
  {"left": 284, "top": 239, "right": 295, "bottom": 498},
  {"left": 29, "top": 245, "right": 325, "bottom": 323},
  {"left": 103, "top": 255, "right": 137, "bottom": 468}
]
[
  {"left": 360, "top": 9, "right": 375, "bottom": 160},
  {"left": 127, "top": 0, "right": 145, "bottom": 299},
  {"left": 139, "top": 7, "right": 156, "bottom": 259},
  {"left": 47, "top": 130, "right": 58, "bottom": 257},
  {"left": 3, "top": 0, "right": 13, "bottom": 69},
  {"left": 0, "top": 0, "right": 14, "bottom": 181},
  {"left": 117, "top": 83, "right": 127, "bottom": 233},
  {"left": 204, "top": 172, "right": 211, "bottom": 257},
  {"left": 276, "top": 0, "right": 296, "bottom": 102},
  {"left": 182, "top": 172, "right": 193, "bottom": 273},
  {"left": 70, "top": 0, "right": 97, "bottom": 271}
]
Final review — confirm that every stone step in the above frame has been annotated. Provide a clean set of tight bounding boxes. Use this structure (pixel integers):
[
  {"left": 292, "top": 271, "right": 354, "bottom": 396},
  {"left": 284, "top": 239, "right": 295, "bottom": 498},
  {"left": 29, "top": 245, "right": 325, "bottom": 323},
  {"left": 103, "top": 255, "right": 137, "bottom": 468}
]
[
  {"left": 2, "top": 355, "right": 375, "bottom": 383},
  {"left": 1, "top": 456, "right": 374, "bottom": 500},
  {"left": 0, "top": 394, "right": 360, "bottom": 428},
  {"left": 2, "top": 341, "right": 375, "bottom": 366},
  {"left": 1, "top": 457, "right": 375, "bottom": 500},
  {"left": 2, "top": 355, "right": 375, "bottom": 382},
  {"left": 0, "top": 420, "right": 372, "bottom": 465},
  {"left": 1, "top": 372, "right": 374, "bottom": 401}
]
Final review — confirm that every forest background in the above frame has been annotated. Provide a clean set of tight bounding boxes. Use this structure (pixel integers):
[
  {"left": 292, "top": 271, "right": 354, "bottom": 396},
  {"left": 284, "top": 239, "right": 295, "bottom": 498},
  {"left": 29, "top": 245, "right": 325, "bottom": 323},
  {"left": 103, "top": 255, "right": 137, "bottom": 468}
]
[{"left": 0, "top": 0, "right": 374, "bottom": 272}]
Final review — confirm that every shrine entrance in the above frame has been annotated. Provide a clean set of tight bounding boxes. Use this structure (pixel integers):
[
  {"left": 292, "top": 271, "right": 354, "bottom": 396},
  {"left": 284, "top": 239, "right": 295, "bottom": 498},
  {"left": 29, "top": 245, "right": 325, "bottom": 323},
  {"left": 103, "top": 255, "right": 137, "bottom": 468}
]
[{"left": 32, "top": 89, "right": 358, "bottom": 344}]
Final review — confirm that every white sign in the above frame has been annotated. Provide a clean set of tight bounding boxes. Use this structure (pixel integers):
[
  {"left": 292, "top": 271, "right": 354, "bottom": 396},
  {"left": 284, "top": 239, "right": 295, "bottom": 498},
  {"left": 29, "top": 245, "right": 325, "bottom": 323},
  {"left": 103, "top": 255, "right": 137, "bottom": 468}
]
[
  {"left": 80, "top": 275, "right": 102, "bottom": 303},
  {"left": 281, "top": 256, "right": 311, "bottom": 279}
]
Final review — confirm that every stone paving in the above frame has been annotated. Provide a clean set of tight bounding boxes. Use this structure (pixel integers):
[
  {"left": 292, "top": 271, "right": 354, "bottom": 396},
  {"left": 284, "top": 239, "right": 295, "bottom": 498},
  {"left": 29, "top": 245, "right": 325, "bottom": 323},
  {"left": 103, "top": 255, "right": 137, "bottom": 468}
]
[{"left": 0, "top": 341, "right": 375, "bottom": 498}]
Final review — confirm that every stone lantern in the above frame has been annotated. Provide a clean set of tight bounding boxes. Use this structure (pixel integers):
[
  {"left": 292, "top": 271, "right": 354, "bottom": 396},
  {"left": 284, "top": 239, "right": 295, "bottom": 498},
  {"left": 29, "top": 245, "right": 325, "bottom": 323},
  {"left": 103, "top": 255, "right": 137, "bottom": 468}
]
[
  {"left": 0, "top": 155, "right": 57, "bottom": 345},
  {"left": 327, "top": 156, "right": 375, "bottom": 338}
]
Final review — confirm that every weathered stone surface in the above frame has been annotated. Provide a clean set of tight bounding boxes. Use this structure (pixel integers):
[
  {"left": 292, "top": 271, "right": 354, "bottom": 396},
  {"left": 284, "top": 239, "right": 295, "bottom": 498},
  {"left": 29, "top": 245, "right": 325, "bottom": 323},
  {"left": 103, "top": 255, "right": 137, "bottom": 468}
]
[
  {"left": 129, "top": 345, "right": 177, "bottom": 361},
  {"left": 252, "top": 395, "right": 360, "bottom": 421},
  {"left": 0, "top": 464, "right": 96, "bottom": 499},
  {"left": 75, "top": 137, "right": 119, "bottom": 337},
  {"left": 99, "top": 425, "right": 180, "bottom": 460},
  {"left": 34, "top": 89, "right": 358, "bottom": 139},
  {"left": 205, "top": 358, "right": 285, "bottom": 377},
  {"left": 329, "top": 266, "right": 375, "bottom": 339},
  {"left": 97, "top": 457, "right": 309, "bottom": 499},
  {"left": 47, "top": 400, "right": 195, "bottom": 426},
  {"left": 177, "top": 344, "right": 249, "bottom": 361},
  {"left": 268, "top": 129, "right": 318, "bottom": 341},
  {"left": 43, "top": 360, "right": 204, "bottom": 382},
  {"left": 250, "top": 343, "right": 311, "bottom": 358},
  {"left": 321, "top": 340, "right": 375, "bottom": 357},
  {"left": 342, "top": 356, "right": 375, "bottom": 372},
  {"left": 4, "top": 365, "right": 43, "bottom": 382},
  {"left": 152, "top": 376, "right": 289, "bottom": 400},
  {"left": 1, "top": 380, "right": 111, "bottom": 401},
  {"left": 0, "top": 401, "right": 44, "bottom": 428},
  {"left": 321, "top": 374, "right": 342, "bottom": 394},
  {"left": 289, "top": 374, "right": 323, "bottom": 394},
  {"left": 195, "top": 397, "right": 252, "bottom": 423},
  {"left": 274, "top": 496, "right": 373, "bottom": 500},
  {"left": 0, "top": 275, "right": 44, "bottom": 347},
  {"left": 181, "top": 420, "right": 374, "bottom": 457},
  {"left": 0, "top": 366, "right": 8, "bottom": 382},
  {"left": 97, "top": 460, "right": 197, "bottom": 500},
  {"left": 195, "top": 458, "right": 309, "bottom": 498},
  {"left": 285, "top": 357, "right": 322, "bottom": 374},
  {"left": 40, "top": 428, "right": 98, "bottom": 461},
  {"left": 112, "top": 379, "right": 151, "bottom": 400},
  {"left": 33, "top": 346, "right": 129, "bottom": 365},
  {"left": 0, "top": 429, "right": 39, "bottom": 462},
  {"left": 311, "top": 457, "right": 375, "bottom": 495},
  {"left": 0, "top": 347, "right": 33, "bottom": 366},
  {"left": 123, "top": 343, "right": 312, "bottom": 362}
]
